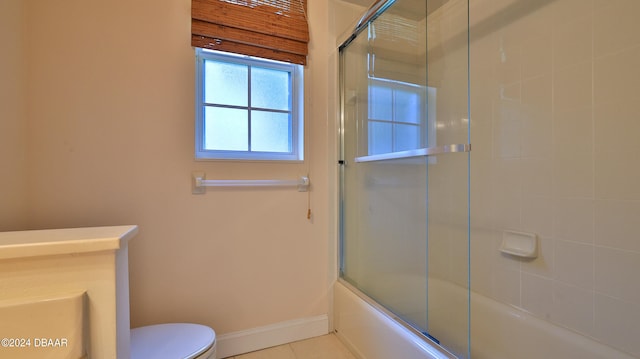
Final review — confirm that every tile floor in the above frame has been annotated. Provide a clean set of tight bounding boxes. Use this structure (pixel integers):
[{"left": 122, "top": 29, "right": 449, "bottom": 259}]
[{"left": 226, "top": 333, "right": 358, "bottom": 359}]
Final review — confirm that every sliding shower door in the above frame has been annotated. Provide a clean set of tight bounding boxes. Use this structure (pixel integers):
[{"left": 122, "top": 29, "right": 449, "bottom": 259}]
[{"left": 339, "top": 0, "right": 470, "bottom": 357}]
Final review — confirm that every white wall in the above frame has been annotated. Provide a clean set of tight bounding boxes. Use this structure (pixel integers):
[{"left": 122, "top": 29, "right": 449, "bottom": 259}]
[
  {"left": 0, "top": 0, "right": 28, "bottom": 231},
  {"left": 18, "top": 0, "right": 334, "bottom": 338}
]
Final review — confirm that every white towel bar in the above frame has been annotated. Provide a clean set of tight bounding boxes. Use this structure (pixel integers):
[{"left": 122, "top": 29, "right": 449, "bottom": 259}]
[{"left": 192, "top": 172, "right": 310, "bottom": 194}]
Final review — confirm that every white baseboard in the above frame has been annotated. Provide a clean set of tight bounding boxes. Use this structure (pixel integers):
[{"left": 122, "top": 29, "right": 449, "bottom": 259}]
[{"left": 216, "top": 315, "right": 329, "bottom": 358}]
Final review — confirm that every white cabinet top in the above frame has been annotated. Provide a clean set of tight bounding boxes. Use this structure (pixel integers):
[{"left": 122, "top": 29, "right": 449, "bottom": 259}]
[{"left": 0, "top": 225, "right": 138, "bottom": 260}]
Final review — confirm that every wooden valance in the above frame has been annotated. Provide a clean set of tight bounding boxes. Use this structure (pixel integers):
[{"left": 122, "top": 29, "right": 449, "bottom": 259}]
[{"left": 192, "top": 0, "right": 309, "bottom": 65}]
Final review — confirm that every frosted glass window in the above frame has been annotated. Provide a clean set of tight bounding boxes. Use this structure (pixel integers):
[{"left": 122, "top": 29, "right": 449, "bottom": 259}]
[
  {"left": 204, "top": 107, "right": 248, "bottom": 151},
  {"left": 195, "top": 49, "right": 303, "bottom": 161},
  {"left": 252, "top": 67, "right": 290, "bottom": 111},
  {"left": 204, "top": 61, "right": 248, "bottom": 107},
  {"left": 251, "top": 111, "right": 291, "bottom": 152}
]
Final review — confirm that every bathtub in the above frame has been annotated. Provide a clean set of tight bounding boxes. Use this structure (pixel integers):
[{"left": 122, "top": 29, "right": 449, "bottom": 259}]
[{"left": 334, "top": 278, "right": 634, "bottom": 359}]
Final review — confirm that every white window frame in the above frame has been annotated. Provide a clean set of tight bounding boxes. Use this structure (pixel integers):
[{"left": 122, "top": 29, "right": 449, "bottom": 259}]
[{"left": 195, "top": 49, "right": 304, "bottom": 161}]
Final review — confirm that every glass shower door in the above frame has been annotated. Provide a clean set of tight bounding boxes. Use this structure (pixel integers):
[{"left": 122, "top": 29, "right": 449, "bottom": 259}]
[{"left": 339, "top": 0, "right": 470, "bottom": 357}]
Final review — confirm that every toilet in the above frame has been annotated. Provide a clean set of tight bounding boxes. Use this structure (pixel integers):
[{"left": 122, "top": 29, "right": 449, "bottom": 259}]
[{"left": 131, "top": 323, "right": 216, "bottom": 359}]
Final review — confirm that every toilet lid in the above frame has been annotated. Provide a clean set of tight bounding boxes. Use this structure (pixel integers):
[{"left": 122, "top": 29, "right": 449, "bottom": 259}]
[{"left": 131, "top": 323, "right": 215, "bottom": 359}]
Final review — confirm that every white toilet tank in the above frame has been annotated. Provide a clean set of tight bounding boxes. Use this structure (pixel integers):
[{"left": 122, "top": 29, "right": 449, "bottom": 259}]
[{"left": 131, "top": 323, "right": 216, "bottom": 359}]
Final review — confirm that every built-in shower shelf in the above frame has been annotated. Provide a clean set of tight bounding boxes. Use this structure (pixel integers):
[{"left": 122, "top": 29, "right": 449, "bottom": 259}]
[{"left": 500, "top": 230, "right": 537, "bottom": 258}]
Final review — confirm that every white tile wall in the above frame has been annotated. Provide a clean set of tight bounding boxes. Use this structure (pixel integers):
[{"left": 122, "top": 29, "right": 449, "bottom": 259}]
[
  {"left": 552, "top": 198, "right": 594, "bottom": 244},
  {"left": 521, "top": 273, "right": 553, "bottom": 319},
  {"left": 465, "top": 0, "right": 640, "bottom": 356},
  {"left": 553, "top": 239, "right": 593, "bottom": 290},
  {"left": 595, "top": 200, "right": 640, "bottom": 252},
  {"left": 595, "top": 247, "right": 640, "bottom": 304},
  {"left": 551, "top": 281, "right": 594, "bottom": 337},
  {"left": 594, "top": 294, "right": 640, "bottom": 356}
]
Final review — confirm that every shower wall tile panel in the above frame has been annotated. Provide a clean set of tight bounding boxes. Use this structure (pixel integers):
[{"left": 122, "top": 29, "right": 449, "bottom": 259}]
[{"left": 466, "top": 0, "right": 640, "bottom": 356}]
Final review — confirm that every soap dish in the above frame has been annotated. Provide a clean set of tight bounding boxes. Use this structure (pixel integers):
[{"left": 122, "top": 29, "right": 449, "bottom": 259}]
[{"left": 499, "top": 230, "right": 537, "bottom": 259}]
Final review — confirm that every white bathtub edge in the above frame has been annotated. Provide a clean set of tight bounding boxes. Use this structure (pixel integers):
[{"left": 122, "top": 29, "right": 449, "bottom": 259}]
[{"left": 334, "top": 280, "right": 455, "bottom": 359}]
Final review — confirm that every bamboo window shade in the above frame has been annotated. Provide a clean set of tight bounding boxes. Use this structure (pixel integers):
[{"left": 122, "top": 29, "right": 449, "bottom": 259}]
[{"left": 192, "top": 0, "right": 309, "bottom": 65}]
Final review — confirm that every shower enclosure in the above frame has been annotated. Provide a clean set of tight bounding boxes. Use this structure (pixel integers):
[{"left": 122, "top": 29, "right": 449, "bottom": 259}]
[
  {"left": 338, "top": 0, "right": 640, "bottom": 358},
  {"left": 338, "top": 0, "right": 470, "bottom": 357}
]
